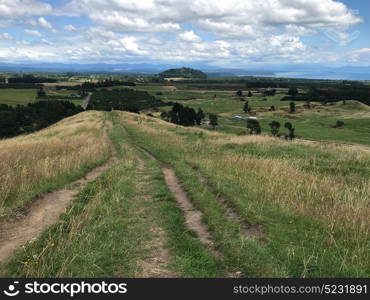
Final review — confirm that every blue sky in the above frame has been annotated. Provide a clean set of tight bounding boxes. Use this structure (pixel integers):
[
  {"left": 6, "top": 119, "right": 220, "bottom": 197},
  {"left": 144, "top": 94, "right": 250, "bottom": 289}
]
[{"left": 0, "top": 0, "right": 369, "bottom": 67}]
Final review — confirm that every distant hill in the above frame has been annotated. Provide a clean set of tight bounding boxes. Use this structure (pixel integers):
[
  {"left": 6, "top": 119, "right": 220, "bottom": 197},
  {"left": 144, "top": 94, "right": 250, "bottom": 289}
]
[{"left": 159, "top": 67, "right": 207, "bottom": 79}]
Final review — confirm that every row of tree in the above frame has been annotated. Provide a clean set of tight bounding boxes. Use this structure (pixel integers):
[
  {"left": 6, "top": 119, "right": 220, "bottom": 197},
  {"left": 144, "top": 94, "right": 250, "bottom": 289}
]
[
  {"left": 160, "top": 103, "right": 204, "bottom": 126},
  {"left": 0, "top": 101, "right": 83, "bottom": 138},
  {"left": 55, "top": 80, "right": 136, "bottom": 91},
  {"left": 160, "top": 103, "right": 219, "bottom": 128},
  {"left": 87, "top": 89, "right": 165, "bottom": 112},
  {"left": 8, "top": 75, "right": 57, "bottom": 84},
  {"left": 247, "top": 118, "right": 295, "bottom": 139},
  {"left": 282, "top": 86, "right": 370, "bottom": 106}
]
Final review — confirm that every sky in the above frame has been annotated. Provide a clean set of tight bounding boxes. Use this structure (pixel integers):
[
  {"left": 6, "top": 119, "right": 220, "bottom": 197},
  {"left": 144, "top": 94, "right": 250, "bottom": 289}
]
[{"left": 0, "top": 0, "right": 369, "bottom": 68}]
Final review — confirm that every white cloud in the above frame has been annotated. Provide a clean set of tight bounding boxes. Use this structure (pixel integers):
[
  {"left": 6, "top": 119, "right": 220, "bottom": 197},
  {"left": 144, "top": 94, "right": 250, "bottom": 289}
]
[
  {"left": 178, "top": 30, "right": 201, "bottom": 42},
  {"left": 0, "top": 0, "right": 52, "bottom": 18},
  {"left": 88, "top": 11, "right": 180, "bottom": 33},
  {"left": 64, "top": 24, "right": 77, "bottom": 32},
  {"left": 285, "top": 25, "right": 315, "bottom": 36},
  {"left": 60, "top": 0, "right": 361, "bottom": 33},
  {"left": 0, "top": 32, "right": 12, "bottom": 39},
  {"left": 346, "top": 48, "right": 370, "bottom": 63},
  {"left": 38, "top": 17, "right": 55, "bottom": 31},
  {"left": 118, "top": 37, "right": 147, "bottom": 55},
  {"left": 0, "top": 0, "right": 366, "bottom": 66},
  {"left": 24, "top": 29, "right": 42, "bottom": 37}
]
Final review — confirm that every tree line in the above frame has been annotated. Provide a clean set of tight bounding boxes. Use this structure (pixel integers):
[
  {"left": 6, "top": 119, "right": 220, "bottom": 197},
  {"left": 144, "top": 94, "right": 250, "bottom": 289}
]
[
  {"left": 0, "top": 83, "right": 41, "bottom": 89},
  {"left": 160, "top": 103, "right": 219, "bottom": 128},
  {"left": 87, "top": 89, "right": 166, "bottom": 112},
  {"left": 0, "top": 101, "right": 83, "bottom": 138},
  {"left": 7, "top": 75, "right": 57, "bottom": 84},
  {"left": 282, "top": 86, "right": 370, "bottom": 106},
  {"left": 55, "top": 80, "right": 136, "bottom": 91}
]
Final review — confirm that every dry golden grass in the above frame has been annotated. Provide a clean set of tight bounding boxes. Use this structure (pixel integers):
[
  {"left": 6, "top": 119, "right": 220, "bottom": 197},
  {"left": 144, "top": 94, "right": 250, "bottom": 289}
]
[
  {"left": 0, "top": 111, "right": 111, "bottom": 217},
  {"left": 195, "top": 154, "right": 370, "bottom": 236}
]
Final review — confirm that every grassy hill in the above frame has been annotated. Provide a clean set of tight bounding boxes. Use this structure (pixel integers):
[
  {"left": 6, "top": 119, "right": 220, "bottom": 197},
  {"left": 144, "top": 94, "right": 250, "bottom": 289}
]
[
  {"left": 0, "top": 111, "right": 111, "bottom": 217},
  {"left": 0, "top": 111, "right": 369, "bottom": 277},
  {"left": 159, "top": 67, "right": 207, "bottom": 79}
]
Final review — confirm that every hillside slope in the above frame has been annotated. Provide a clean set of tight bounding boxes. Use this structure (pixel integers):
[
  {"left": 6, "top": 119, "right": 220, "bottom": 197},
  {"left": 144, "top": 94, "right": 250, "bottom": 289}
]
[
  {"left": 159, "top": 67, "right": 207, "bottom": 79},
  {"left": 0, "top": 111, "right": 369, "bottom": 277}
]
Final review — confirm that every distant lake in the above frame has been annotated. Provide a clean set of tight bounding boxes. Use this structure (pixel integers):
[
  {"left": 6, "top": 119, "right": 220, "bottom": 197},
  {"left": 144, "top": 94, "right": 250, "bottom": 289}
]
[{"left": 274, "top": 72, "right": 370, "bottom": 81}]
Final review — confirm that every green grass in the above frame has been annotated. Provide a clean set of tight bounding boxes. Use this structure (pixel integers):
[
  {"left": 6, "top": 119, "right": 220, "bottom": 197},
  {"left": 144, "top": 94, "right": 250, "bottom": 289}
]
[
  {"left": 0, "top": 88, "right": 82, "bottom": 106},
  {"left": 158, "top": 95, "right": 370, "bottom": 145},
  {"left": 145, "top": 82, "right": 369, "bottom": 146},
  {"left": 0, "top": 89, "right": 37, "bottom": 106},
  {"left": 119, "top": 113, "right": 370, "bottom": 277},
  {"left": 1, "top": 112, "right": 223, "bottom": 278}
]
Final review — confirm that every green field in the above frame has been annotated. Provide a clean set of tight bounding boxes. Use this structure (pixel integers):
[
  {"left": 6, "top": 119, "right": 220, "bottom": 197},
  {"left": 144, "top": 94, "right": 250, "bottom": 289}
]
[
  {"left": 0, "top": 89, "right": 37, "bottom": 105},
  {"left": 0, "top": 88, "right": 82, "bottom": 106},
  {"left": 137, "top": 84, "right": 370, "bottom": 146}
]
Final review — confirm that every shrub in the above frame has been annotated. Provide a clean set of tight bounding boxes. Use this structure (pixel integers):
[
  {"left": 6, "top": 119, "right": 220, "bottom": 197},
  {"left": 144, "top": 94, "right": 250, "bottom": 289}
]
[{"left": 269, "top": 120, "right": 281, "bottom": 136}]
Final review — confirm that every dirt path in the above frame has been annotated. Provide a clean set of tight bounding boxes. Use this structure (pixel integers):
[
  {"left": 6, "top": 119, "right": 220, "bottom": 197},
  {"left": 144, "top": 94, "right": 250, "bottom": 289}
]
[
  {"left": 81, "top": 92, "right": 92, "bottom": 110},
  {"left": 0, "top": 144, "right": 118, "bottom": 263},
  {"left": 135, "top": 154, "right": 176, "bottom": 278},
  {"left": 138, "top": 148, "right": 217, "bottom": 253}
]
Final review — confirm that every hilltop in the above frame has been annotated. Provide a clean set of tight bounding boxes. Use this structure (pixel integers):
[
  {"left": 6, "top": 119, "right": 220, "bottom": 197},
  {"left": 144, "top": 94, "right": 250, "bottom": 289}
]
[
  {"left": 159, "top": 67, "right": 207, "bottom": 79},
  {"left": 0, "top": 110, "right": 369, "bottom": 278}
]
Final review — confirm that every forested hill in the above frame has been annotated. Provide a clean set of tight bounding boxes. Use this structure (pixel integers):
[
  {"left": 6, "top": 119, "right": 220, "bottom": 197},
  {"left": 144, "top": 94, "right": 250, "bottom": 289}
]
[{"left": 159, "top": 67, "right": 207, "bottom": 79}]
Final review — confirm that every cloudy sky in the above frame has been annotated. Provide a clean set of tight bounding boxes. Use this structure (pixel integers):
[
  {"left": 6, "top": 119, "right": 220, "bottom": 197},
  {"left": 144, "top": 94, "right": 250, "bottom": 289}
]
[{"left": 0, "top": 0, "right": 369, "bottom": 67}]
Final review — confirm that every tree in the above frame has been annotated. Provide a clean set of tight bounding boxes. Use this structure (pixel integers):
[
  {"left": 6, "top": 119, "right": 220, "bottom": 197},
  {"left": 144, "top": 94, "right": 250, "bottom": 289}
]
[
  {"left": 288, "top": 87, "right": 299, "bottom": 96},
  {"left": 236, "top": 90, "right": 243, "bottom": 97},
  {"left": 37, "top": 87, "right": 46, "bottom": 98},
  {"left": 243, "top": 101, "right": 249, "bottom": 113},
  {"left": 160, "top": 111, "right": 169, "bottom": 121},
  {"left": 284, "top": 122, "right": 295, "bottom": 140},
  {"left": 269, "top": 120, "right": 281, "bottom": 136},
  {"left": 247, "top": 118, "right": 261, "bottom": 134},
  {"left": 333, "top": 120, "right": 344, "bottom": 128},
  {"left": 247, "top": 91, "right": 253, "bottom": 97},
  {"left": 263, "top": 89, "right": 276, "bottom": 97},
  {"left": 166, "top": 103, "right": 199, "bottom": 126},
  {"left": 270, "top": 105, "right": 275, "bottom": 111},
  {"left": 209, "top": 114, "right": 218, "bottom": 129},
  {"left": 289, "top": 102, "right": 296, "bottom": 113},
  {"left": 195, "top": 108, "right": 205, "bottom": 125}
]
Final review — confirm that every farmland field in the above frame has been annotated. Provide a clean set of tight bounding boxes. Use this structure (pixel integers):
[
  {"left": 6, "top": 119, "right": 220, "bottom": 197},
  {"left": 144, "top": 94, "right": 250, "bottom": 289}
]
[
  {"left": 131, "top": 83, "right": 370, "bottom": 146},
  {"left": 0, "top": 89, "right": 37, "bottom": 106}
]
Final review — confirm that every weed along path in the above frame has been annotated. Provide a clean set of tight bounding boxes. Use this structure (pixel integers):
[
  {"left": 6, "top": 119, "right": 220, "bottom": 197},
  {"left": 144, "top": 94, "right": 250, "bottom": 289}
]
[
  {"left": 138, "top": 147, "right": 218, "bottom": 254},
  {"left": 193, "top": 167, "right": 263, "bottom": 240},
  {"left": 0, "top": 146, "right": 118, "bottom": 263}
]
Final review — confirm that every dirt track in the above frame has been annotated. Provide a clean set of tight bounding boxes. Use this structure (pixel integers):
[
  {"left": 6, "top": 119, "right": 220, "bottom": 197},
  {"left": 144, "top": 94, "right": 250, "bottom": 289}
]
[
  {"left": 138, "top": 148, "right": 217, "bottom": 253},
  {"left": 81, "top": 92, "right": 92, "bottom": 110},
  {"left": 0, "top": 149, "right": 118, "bottom": 263}
]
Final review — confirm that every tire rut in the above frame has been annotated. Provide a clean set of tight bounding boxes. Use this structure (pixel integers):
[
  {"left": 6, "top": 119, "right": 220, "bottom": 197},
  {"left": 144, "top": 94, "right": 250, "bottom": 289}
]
[
  {"left": 137, "top": 147, "right": 218, "bottom": 254},
  {"left": 0, "top": 142, "right": 118, "bottom": 263},
  {"left": 192, "top": 167, "right": 263, "bottom": 240}
]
